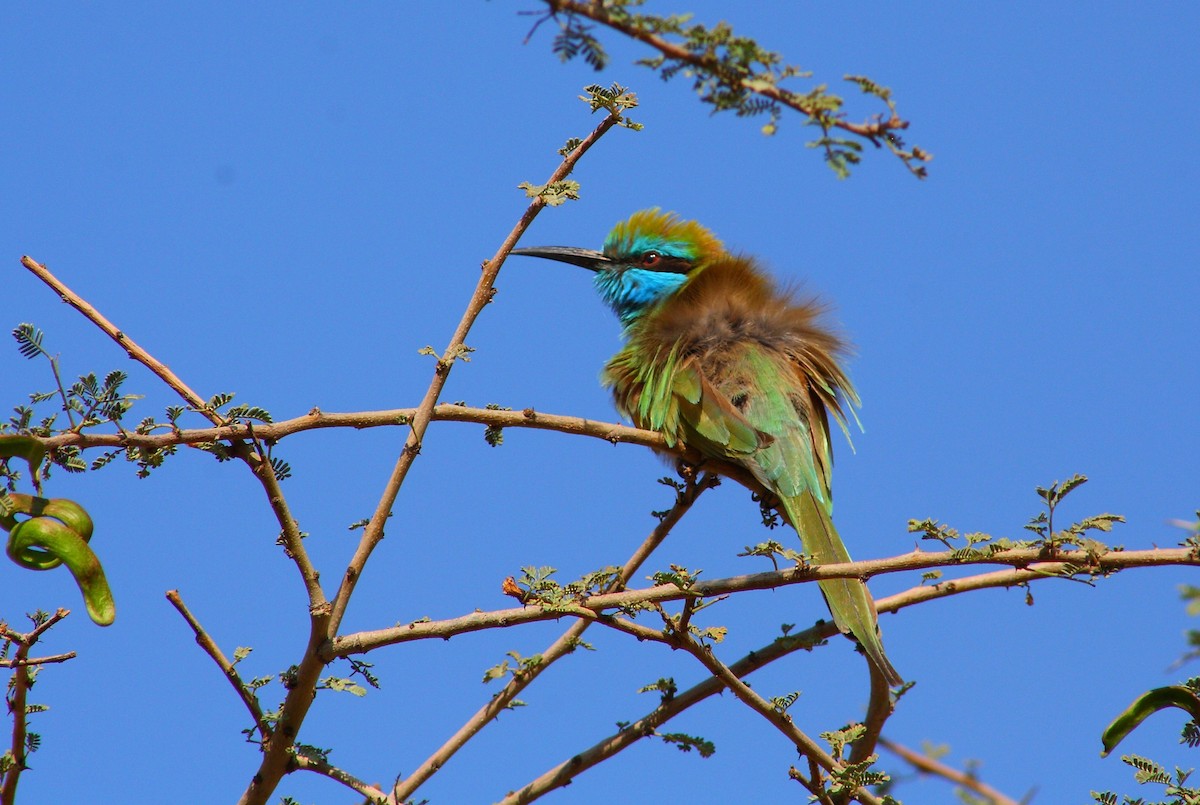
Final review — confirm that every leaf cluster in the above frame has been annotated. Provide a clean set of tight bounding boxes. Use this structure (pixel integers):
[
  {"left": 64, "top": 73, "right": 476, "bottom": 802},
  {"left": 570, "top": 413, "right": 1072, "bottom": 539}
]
[
  {"left": 513, "top": 564, "right": 623, "bottom": 611},
  {"left": 738, "top": 539, "right": 807, "bottom": 570},
  {"left": 482, "top": 403, "right": 511, "bottom": 447},
  {"left": 6, "top": 326, "right": 292, "bottom": 482},
  {"left": 649, "top": 563, "right": 701, "bottom": 590},
  {"left": 1093, "top": 756, "right": 1199, "bottom": 805},
  {"left": 482, "top": 650, "right": 543, "bottom": 686},
  {"left": 656, "top": 731, "right": 715, "bottom": 758},
  {"left": 534, "top": 0, "right": 927, "bottom": 177},
  {"left": 517, "top": 179, "right": 582, "bottom": 207},
  {"left": 817, "top": 724, "right": 891, "bottom": 796},
  {"left": 908, "top": 475, "right": 1126, "bottom": 578}
]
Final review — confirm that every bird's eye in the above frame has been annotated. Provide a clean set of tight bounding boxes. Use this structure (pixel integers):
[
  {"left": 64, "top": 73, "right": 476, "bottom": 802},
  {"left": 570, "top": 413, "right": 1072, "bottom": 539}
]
[{"left": 641, "top": 251, "right": 662, "bottom": 267}]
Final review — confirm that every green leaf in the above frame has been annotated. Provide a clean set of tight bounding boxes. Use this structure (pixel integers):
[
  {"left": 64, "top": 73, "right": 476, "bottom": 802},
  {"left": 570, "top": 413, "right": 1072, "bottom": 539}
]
[
  {"left": 771, "top": 691, "right": 801, "bottom": 713},
  {"left": 319, "top": 676, "right": 367, "bottom": 697},
  {"left": 12, "top": 323, "right": 48, "bottom": 360},
  {"left": 206, "top": 392, "right": 235, "bottom": 411},
  {"left": 658, "top": 731, "right": 716, "bottom": 758},
  {"left": 268, "top": 456, "right": 292, "bottom": 481}
]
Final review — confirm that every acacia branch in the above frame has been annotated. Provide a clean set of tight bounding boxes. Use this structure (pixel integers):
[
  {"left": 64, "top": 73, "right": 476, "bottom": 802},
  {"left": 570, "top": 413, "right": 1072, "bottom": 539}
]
[
  {"left": 547, "top": 0, "right": 930, "bottom": 175},
  {"left": 326, "top": 104, "right": 628, "bottom": 638},
  {"left": 18, "top": 96, "right": 633, "bottom": 805},
  {"left": 292, "top": 754, "right": 386, "bottom": 803},
  {"left": 18, "top": 257, "right": 324, "bottom": 611},
  {"left": 582, "top": 600, "right": 883, "bottom": 804},
  {"left": 18, "top": 255, "right": 329, "bottom": 805},
  {"left": 0, "top": 608, "right": 71, "bottom": 805},
  {"left": 37, "top": 405, "right": 666, "bottom": 454},
  {"left": 21, "top": 257, "right": 210, "bottom": 414},
  {"left": 495, "top": 558, "right": 1191, "bottom": 801},
  {"left": 879, "top": 736, "right": 1022, "bottom": 805},
  {"left": 165, "top": 590, "right": 269, "bottom": 743},
  {"left": 389, "top": 474, "right": 714, "bottom": 804},
  {"left": 0, "top": 652, "right": 76, "bottom": 668},
  {"left": 259, "top": 104, "right": 631, "bottom": 805},
  {"left": 329, "top": 546, "right": 1197, "bottom": 657}
]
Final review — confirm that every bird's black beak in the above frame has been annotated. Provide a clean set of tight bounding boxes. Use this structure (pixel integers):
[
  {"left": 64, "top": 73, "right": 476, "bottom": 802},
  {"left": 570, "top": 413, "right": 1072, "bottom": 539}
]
[{"left": 509, "top": 246, "right": 612, "bottom": 272}]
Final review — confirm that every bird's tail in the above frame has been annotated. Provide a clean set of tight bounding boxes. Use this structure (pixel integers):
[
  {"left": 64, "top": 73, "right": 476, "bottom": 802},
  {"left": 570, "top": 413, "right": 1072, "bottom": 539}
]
[{"left": 782, "top": 490, "right": 903, "bottom": 686}]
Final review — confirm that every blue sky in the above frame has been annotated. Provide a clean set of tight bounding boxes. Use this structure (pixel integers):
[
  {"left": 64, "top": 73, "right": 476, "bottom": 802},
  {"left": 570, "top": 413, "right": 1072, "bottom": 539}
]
[{"left": 3, "top": 3, "right": 1198, "bottom": 803}]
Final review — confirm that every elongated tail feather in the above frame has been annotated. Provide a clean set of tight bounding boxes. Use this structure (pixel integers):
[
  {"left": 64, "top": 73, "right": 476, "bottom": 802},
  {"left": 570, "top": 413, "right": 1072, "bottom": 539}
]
[{"left": 783, "top": 490, "right": 903, "bottom": 686}]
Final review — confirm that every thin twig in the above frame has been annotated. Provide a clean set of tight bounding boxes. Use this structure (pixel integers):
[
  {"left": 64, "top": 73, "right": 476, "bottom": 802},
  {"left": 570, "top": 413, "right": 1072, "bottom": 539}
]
[
  {"left": 0, "top": 608, "right": 71, "bottom": 805},
  {"left": 879, "top": 736, "right": 1022, "bottom": 805},
  {"left": 21, "top": 257, "right": 209, "bottom": 413},
  {"left": 547, "top": 0, "right": 930, "bottom": 173},
  {"left": 672, "top": 634, "right": 883, "bottom": 805},
  {"left": 165, "top": 590, "right": 269, "bottom": 743},
  {"left": 292, "top": 754, "right": 386, "bottom": 803},
  {"left": 389, "top": 474, "right": 714, "bottom": 804},
  {"left": 20, "top": 256, "right": 324, "bottom": 610},
  {"left": 326, "top": 105, "right": 628, "bottom": 638},
  {"left": 0, "top": 651, "right": 76, "bottom": 668}
]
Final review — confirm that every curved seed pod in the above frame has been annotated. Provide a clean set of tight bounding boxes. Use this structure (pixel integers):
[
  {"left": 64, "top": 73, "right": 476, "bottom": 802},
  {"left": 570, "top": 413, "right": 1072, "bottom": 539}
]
[
  {"left": 0, "top": 434, "right": 46, "bottom": 480},
  {"left": 6, "top": 517, "right": 115, "bottom": 626},
  {"left": 1101, "top": 685, "right": 1200, "bottom": 757},
  {"left": 37, "top": 497, "right": 94, "bottom": 543},
  {"left": 1, "top": 495, "right": 95, "bottom": 569}
]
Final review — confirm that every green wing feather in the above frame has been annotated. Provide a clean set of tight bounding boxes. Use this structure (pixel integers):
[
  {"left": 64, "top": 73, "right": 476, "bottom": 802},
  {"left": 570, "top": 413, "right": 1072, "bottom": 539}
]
[
  {"left": 606, "top": 343, "right": 762, "bottom": 457},
  {"left": 616, "top": 343, "right": 901, "bottom": 685}
]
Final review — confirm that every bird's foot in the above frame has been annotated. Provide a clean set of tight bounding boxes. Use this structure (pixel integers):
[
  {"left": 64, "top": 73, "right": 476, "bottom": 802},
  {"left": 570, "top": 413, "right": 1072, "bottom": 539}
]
[{"left": 675, "top": 458, "right": 702, "bottom": 481}]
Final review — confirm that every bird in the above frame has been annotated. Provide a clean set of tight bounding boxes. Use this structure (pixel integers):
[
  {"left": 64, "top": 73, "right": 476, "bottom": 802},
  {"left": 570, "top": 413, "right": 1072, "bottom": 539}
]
[{"left": 511, "top": 208, "right": 902, "bottom": 685}]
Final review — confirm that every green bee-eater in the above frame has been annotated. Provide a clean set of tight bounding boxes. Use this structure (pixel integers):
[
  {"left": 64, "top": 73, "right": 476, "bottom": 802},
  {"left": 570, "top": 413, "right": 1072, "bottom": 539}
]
[{"left": 513, "top": 209, "right": 901, "bottom": 685}]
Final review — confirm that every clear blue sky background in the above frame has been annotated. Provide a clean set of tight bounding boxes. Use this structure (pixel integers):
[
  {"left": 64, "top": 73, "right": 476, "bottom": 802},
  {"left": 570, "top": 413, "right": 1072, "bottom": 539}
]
[{"left": 3, "top": 3, "right": 1198, "bottom": 803}]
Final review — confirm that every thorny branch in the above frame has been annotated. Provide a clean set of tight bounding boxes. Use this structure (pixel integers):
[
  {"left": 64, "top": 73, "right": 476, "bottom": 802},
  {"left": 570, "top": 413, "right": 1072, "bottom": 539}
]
[
  {"left": 11, "top": 97, "right": 640, "bottom": 805},
  {"left": 543, "top": 0, "right": 931, "bottom": 177},
  {"left": 492, "top": 558, "right": 1194, "bottom": 803},
  {"left": 329, "top": 546, "right": 1197, "bottom": 657},
  {"left": 388, "top": 473, "right": 716, "bottom": 805},
  {"left": 165, "top": 590, "right": 269, "bottom": 744},
  {"left": 0, "top": 609, "right": 71, "bottom": 805},
  {"left": 19, "top": 258, "right": 323, "bottom": 610},
  {"left": 325, "top": 105, "right": 628, "bottom": 636},
  {"left": 36, "top": 404, "right": 668, "bottom": 457},
  {"left": 634, "top": 603, "right": 884, "bottom": 805},
  {"left": 880, "top": 736, "right": 1024, "bottom": 805},
  {"left": 18, "top": 255, "right": 327, "bottom": 805}
]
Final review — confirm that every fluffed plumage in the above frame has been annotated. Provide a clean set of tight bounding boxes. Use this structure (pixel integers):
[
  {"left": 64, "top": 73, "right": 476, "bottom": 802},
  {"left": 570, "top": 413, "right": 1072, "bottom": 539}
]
[{"left": 512, "top": 209, "right": 902, "bottom": 685}]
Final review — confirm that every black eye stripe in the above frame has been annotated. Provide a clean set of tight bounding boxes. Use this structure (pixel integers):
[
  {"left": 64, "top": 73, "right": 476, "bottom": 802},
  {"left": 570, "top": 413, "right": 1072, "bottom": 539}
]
[{"left": 631, "top": 253, "right": 692, "bottom": 274}]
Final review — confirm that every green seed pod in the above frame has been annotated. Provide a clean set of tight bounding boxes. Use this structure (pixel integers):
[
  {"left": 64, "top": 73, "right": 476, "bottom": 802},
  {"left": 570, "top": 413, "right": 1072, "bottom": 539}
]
[
  {"left": 1, "top": 495, "right": 95, "bottom": 569},
  {"left": 1101, "top": 685, "right": 1200, "bottom": 757},
  {"left": 7, "top": 516, "right": 115, "bottom": 626},
  {"left": 40, "top": 497, "right": 94, "bottom": 543},
  {"left": 0, "top": 434, "right": 46, "bottom": 480}
]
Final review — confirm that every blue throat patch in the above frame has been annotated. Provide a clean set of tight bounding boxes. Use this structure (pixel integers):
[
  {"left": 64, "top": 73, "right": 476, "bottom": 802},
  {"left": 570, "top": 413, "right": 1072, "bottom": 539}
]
[{"left": 594, "top": 267, "right": 689, "bottom": 327}]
